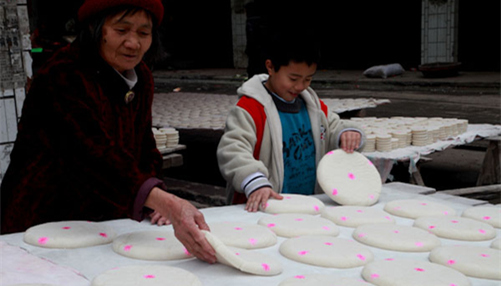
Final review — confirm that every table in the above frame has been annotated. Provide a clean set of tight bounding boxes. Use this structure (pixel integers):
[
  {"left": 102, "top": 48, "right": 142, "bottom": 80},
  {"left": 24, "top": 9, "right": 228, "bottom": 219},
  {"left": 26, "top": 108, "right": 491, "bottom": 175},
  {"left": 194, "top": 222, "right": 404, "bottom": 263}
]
[
  {"left": 477, "top": 136, "right": 501, "bottom": 186},
  {"left": 1, "top": 185, "right": 499, "bottom": 286},
  {"left": 158, "top": 144, "right": 186, "bottom": 169},
  {"left": 364, "top": 124, "right": 501, "bottom": 184}
]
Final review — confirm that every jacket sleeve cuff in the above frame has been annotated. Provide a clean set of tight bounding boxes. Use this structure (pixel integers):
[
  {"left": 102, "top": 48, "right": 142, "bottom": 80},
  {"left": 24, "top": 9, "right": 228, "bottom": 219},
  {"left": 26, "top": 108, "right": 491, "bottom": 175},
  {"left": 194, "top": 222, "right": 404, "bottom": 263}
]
[
  {"left": 241, "top": 172, "right": 273, "bottom": 198},
  {"left": 337, "top": 128, "right": 365, "bottom": 150},
  {"left": 133, "top": 177, "right": 167, "bottom": 221}
]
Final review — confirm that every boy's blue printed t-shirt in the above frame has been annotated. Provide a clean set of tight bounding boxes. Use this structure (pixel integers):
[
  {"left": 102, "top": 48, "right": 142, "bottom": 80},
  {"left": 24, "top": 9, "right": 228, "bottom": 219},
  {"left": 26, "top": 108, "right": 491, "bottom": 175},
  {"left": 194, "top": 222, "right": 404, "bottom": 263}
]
[{"left": 278, "top": 99, "right": 316, "bottom": 195}]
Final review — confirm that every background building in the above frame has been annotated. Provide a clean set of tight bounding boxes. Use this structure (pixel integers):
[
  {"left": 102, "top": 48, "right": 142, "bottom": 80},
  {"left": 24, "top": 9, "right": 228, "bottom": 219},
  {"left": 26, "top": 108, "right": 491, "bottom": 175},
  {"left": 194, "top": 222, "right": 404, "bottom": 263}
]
[
  {"left": 0, "top": 0, "right": 499, "bottom": 183},
  {"left": 20, "top": 0, "right": 501, "bottom": 71}
]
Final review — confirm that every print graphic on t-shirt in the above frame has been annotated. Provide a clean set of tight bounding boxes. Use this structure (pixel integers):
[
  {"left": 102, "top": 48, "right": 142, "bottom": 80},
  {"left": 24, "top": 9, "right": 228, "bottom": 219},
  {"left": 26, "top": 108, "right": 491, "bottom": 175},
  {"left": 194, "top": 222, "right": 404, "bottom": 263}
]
[
  {"left": 283, "top": 125, "right": 314, "bottom": 161},
  {"left": 281, "top": 123, "right": 316, "bottom": 195}
]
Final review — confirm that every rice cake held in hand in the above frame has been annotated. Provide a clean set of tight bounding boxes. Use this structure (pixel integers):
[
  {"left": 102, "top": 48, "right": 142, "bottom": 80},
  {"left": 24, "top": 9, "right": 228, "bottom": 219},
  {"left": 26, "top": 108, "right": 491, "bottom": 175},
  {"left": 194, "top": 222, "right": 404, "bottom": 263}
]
[
  {"left": 208, "top": 222, "right": 277, "bottom": 249},
  {"left": 203, "top": 230, "right": 282, "bottom": 276},
  {"left": 91, "top": 265, "right": 202, "bottom": 286},
  {"left": 413, "top": 215, "right": 496, "bottom": 241},
  {"left": 112, "top": 230, "right": 192, "bottom": 260},
  {"left": 321, "top": 206, "right": 395, "bottom": 227},
  {"left": 384, "top": 199, "right": 456, "bottom": 219},
  {"left": 429, "top": 245, "right": 501, "bottom": 280},
  {"left": 24, "top": 221, "right": 116, "bottom": 249},
  {"left": 279, "top": 235, "right": 374, "bottom": 268},
  {"left": 261, "top": 194, "right": 324, "bottom": 215},
  {"left": 362, "top": 258, "right": 470, "bottom": 286},
  {"left": 258, "top": 213, "right": 340, "bottom": 238},
  {"left": 317, "top": 150, "right": 381, "bottom": 206}
]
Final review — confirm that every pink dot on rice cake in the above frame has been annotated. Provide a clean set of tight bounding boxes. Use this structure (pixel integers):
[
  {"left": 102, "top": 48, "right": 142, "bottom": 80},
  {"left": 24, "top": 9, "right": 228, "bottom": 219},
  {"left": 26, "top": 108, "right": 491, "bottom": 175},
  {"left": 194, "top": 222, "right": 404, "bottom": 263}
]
[
  {"left": 258, "top": 213, "right": 340, "bottom": 238},
  {"left": 24, "top": 221, "right": 116, "bottom": 249},
  {"left": 261, "top": 194, "right": 325, "bottom": 215},
  {"left": 429, "top": 245, "right": 501, "bottom": 280},
  {"left": 279, "top": 235, "right": 374, "bottom": 268},
  {"left": 353, "top": 224, "right": 440, "bottom": 252},
  {"left": 321, "top": 206, "right": 395, "bottom": 227},
  {"left": 362, "top": 258, "right": 470, "bottom": 286},
  {"left": 461, "top": 205, "right": 501, "bottom": 228},
  {"left": 413, "top": 215, "right": 496, "bottom": 241},
  {"left": 112, "top": 230, "right": 192, "bottom": 260},
  {"left": 383, "top": 199, "right": 456, "bottom": 219},
  {"left": 208, "top": 222, "right": 277, "bottom": 249}
]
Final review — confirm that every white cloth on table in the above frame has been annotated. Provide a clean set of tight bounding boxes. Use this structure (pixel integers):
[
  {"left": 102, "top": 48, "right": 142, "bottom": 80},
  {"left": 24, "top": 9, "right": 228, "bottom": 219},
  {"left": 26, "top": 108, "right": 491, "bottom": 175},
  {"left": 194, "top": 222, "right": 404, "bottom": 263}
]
[{"left": 0, "top": 186, "right": 500, "bottom": 286}]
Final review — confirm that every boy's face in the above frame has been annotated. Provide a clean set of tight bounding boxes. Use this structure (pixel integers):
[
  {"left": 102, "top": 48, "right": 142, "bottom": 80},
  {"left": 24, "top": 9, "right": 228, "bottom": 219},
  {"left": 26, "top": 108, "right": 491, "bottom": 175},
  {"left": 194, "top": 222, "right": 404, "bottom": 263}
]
[{"left": 265, "top": 60, "right": 317, "bottom": 102}]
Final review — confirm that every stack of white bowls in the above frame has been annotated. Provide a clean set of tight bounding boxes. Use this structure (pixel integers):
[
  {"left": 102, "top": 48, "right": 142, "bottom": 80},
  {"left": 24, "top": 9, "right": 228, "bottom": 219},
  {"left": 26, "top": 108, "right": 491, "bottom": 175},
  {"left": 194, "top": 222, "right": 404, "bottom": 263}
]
[
  {"left": 160, "top": 128, "right": 179, "bottom": 148},
  {"left": 411, "top": 127, "right": 430, "bottom": 146},
  {"left": 152, "top": 127, "right": 180, "bottom": 149},
  {"left": 364, "top": 134, "right": 376, "bottom": 152},
  {"left": 376, "top": 134, "right": 392, "bottom": 152},
  {"left": 152, "top": 128, "right": 167, "bottom": 149}
]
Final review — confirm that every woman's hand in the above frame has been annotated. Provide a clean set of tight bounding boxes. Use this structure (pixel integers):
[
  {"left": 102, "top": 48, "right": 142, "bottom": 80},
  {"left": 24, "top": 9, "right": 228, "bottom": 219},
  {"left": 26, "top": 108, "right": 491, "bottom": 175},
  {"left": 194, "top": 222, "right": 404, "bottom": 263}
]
[
  {"left": 340, "top": 131, "right": 361, "bottom": 153},
  {"left": 245, "top": 187, "right": 283, "bottom": 212},
  {"left": 149, "top": 210, "right": 171, "bottom": 226},
  {"left": 145, "top": 187, "right": 217, "bottom": 263}
]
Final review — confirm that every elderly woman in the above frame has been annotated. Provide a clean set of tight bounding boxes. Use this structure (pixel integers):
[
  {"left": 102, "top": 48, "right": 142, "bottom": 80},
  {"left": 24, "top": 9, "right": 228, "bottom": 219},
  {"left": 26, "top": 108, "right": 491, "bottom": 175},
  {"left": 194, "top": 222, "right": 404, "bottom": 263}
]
[{"left": 1, "top": 0, "right": 216, "bottom": 263}]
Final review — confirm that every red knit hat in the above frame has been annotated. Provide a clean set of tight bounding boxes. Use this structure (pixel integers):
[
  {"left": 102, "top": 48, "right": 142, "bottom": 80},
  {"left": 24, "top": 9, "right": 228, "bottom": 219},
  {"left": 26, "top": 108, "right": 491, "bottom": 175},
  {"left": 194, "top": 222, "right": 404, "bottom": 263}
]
[{"left": 78, "top": 0, "right": 164, "bottom": 26}]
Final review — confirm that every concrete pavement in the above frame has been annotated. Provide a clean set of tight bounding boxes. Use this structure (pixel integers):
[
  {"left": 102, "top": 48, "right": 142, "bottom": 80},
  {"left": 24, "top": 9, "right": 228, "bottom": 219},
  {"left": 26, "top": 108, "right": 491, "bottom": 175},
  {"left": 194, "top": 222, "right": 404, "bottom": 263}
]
[{"left": 153, "top": 68, "right": 500, "bottom": 124}]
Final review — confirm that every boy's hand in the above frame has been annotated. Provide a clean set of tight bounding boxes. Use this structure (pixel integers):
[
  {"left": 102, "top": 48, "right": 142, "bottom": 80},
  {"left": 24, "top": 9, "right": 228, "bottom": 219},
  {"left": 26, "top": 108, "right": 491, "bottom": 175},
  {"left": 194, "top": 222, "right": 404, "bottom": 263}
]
[
  {"left": 340, "top": 131, "right": 361, "bottom": 153},
  {"left": 246, "top": 187, "right": 283, "bottom": 212}
]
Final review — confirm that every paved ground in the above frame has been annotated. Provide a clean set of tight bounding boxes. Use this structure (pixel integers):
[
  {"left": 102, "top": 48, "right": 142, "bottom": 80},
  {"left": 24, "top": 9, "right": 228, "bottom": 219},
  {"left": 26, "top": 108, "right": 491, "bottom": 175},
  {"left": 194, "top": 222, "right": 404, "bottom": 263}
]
[{"left": 153, "top": 68, "right": 500, "bottom": 205}]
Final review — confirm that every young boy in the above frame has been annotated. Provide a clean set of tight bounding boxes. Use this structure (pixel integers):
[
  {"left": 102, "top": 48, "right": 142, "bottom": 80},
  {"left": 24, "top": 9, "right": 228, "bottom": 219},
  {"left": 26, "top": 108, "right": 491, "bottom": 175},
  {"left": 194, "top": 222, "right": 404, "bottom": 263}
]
[{"left": 217, "top": 39, "right": 365, "bottom": 212}]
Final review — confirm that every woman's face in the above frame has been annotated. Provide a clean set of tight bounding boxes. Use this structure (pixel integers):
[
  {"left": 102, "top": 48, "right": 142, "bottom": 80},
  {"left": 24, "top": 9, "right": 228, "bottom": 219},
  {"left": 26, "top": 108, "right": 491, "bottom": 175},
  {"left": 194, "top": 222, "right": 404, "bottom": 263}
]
[{"left": 99, "top": 10, "right": 153, "bottom": 73}]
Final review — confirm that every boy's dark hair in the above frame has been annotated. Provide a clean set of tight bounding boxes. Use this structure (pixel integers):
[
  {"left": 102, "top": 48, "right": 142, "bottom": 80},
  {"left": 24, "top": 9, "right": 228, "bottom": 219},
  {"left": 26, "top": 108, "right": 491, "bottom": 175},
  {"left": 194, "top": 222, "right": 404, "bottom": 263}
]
[{"left": 265, "top": 31, "right": 321, "bottom": 72}]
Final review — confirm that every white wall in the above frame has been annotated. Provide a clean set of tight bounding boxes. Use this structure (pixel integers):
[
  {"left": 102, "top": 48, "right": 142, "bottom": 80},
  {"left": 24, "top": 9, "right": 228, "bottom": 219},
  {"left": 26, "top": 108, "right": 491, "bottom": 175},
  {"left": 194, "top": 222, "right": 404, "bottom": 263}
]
[
  {"left": 0, "top": 0, "right": 31, "bottom": 184},
  {"left": 231, "top": 0, "right": 248, "bottom": 69}
]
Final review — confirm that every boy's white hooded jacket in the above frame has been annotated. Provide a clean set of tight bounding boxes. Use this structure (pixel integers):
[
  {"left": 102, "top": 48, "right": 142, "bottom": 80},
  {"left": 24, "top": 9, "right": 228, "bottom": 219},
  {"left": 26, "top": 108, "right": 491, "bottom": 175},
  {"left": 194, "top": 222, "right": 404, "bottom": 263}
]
[{"left": 217, "top": 74, "right": 365, "bottom": 204}]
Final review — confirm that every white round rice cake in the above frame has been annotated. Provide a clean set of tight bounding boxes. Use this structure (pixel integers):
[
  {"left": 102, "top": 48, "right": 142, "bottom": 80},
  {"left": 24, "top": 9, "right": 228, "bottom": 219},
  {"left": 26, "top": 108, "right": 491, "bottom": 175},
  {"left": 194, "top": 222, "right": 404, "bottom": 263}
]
[
  {"left": 353, "top": 224, "right": 440, "bottom": 252},
  {"left": 279, "top": 274, "right": 375, "bottom": 286},
  {"left": 261, "top": 194, "right": 325, "bottom": 215},
  {"left": 413, "top": 215, "right": 496, "bottom": 241},
  {"left": 203, "top": 230, "right": 282, "bottom": 276},
  {"left": 461, "top": 206, "right": 501, "bottom": 228},
  {"left": 317, "top": 150, "right": 381, "bottom": 206},
  {"left": 279, "top": 235, "right": 374, "bottom": 268},
  {"left": 257, "top": 213, "right": 340, "bottom": 238},
  {"left": 383, "top": 199, "right": 456, "bottom": 219},
  {"left": 362, "top": 258, "right": 470, "bottom": 286},
  {"left": 91, "top": 265, "right": 202, "bottom": 286},
  {"left": 491, "top": 238, "right": 501, "bottom": 250},
  {"left": 321, "top": 206, "right": 395, "bottom": 227},
  {"left": 208, "top": 222, "right": 277, "bottom": 249},
  {"left": 429, "top": 245, "right": 501, "bottom": 280},
  {"left": 112, "top": 230, "right": 192, "bottom": 260},
  {"left": 24, "top": 221, "right": 116, "bottom": 249}
]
